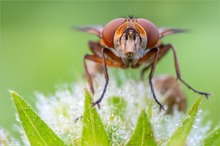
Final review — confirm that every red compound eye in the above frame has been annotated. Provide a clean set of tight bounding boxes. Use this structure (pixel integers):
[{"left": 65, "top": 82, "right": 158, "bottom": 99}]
[
  {"left": 137, "top": 18, "right": 159, "bottom": 48},
  {"left": 102, "top": 18, "right": 126, "bottom": 48}
]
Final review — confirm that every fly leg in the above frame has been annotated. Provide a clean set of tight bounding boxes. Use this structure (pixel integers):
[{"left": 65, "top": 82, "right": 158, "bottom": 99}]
[
  {"left": 148, "top": 47, "right": 165, "bottom": 110},
  {"left": 84, "top": 48, "right": 125, "bottom": 108},
  {"left": 168, "top": 44, "right": 211, "bottom": 99}
]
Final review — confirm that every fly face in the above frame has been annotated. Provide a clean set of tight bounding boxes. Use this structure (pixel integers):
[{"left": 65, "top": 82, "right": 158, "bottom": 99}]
[
  {"left": 112, "top": 19, "right": 148, "bottom": 66},
  {"left": 114, "top": 28, "right": 148, "bottom": 65}
]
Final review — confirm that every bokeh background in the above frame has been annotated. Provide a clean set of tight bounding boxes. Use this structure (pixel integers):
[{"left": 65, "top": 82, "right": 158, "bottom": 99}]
[{"left": 1, "top": 1, "right": 220, "bottom": 137}]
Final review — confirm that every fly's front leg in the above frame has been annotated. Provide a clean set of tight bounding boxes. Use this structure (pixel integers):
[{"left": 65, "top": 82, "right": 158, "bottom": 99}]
[
  {"left": 148, "top": 47, "right": 164, "bottom": 110},
  {"left": 141, "top": 65, "right": 151, "bottom": 80},
  {"left": 84, "top": 49, "right": 125, "bottom": 108},
  {"left": 91, "top": 48, "right": 109, "bottom": 108},
  {"left": 168, "top": 44, "right": 211, "bottom": 99},
  {"left": 140, "top": 44, "right": 171, "bottom": 80}
]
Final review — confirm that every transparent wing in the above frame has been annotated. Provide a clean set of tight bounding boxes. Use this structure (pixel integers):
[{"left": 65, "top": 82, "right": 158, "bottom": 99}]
[
  {"left": 75, "top": 25, "right": 103, "bottom": 38},
  {"left": 159, "top": 28, "right": 186, "bottom": 38}
]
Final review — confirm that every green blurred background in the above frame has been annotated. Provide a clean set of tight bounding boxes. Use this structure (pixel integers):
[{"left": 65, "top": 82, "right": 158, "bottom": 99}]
[{"left": 1, "top": 1, "right": 220, "bottom": 137}]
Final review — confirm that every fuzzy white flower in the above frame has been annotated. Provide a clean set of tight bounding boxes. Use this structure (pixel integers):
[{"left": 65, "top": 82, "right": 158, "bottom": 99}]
[
  {"left": 33, "top": 73, "right": 211, "bottom": 145},
  {"left": 0, "top": 128, "right": 20, "bottom": 146}
]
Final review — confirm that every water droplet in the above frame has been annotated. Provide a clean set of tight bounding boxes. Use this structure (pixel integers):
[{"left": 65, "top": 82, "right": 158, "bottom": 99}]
[
  {"left": 112, "top": 125, "right": 116, "bottom": 131},
  {"left": 15, "top": 113, "right": 20, "bottom": 122}
]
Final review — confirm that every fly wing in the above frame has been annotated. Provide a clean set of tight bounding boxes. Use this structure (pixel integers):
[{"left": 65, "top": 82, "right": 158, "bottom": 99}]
[
  {"left": 75, "top": 25, "right": 103, "bottom": 38},
  {"left": 159, "top": 28, "right": 186, "bottom": 38}
]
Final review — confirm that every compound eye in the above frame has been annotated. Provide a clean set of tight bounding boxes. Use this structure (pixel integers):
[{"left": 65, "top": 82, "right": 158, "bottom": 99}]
[
  {"left": 137, "top": 18, "right": 159, "bottom": 48},
  {"left": 102, "top": 18, "right": 126, "bottom": 48}
]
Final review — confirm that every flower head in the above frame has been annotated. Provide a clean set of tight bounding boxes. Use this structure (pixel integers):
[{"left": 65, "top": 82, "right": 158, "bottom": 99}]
[
  {"left": 33, "top": 73, "right": 210, "bottom": 145},
  {"left": 0, "top": 128, "right": 20, "bottom": 146}
]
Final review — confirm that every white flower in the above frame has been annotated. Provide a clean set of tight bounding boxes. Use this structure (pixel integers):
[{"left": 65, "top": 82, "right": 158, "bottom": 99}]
[
  {"left": 0, "top": 128, "right": 20, "bottom": 146},
  {"left": 33, "top": 73, "right": 211, "bottom": 145}
]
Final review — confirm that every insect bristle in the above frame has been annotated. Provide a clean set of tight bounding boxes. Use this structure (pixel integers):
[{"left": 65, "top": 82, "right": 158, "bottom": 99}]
[{"left": 128, "top": 15, "right": 135, "bottom": 19}]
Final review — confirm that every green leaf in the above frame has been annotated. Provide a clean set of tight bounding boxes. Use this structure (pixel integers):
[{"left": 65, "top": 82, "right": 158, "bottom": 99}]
[
  {"left": 204, "top": 127, "right": 220, "bottom": 146},
  {"left": 127, "top": 110, "right": 157, "bottom": 146},
  {"left": 11, "top": 91, "right": 65, "bottom": 146},
  {"left": 167, "top": 97, "right": 202, "bottom": 146},
  {"left": 81, "top": 89, "right": 111, "bottom": 146}
]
